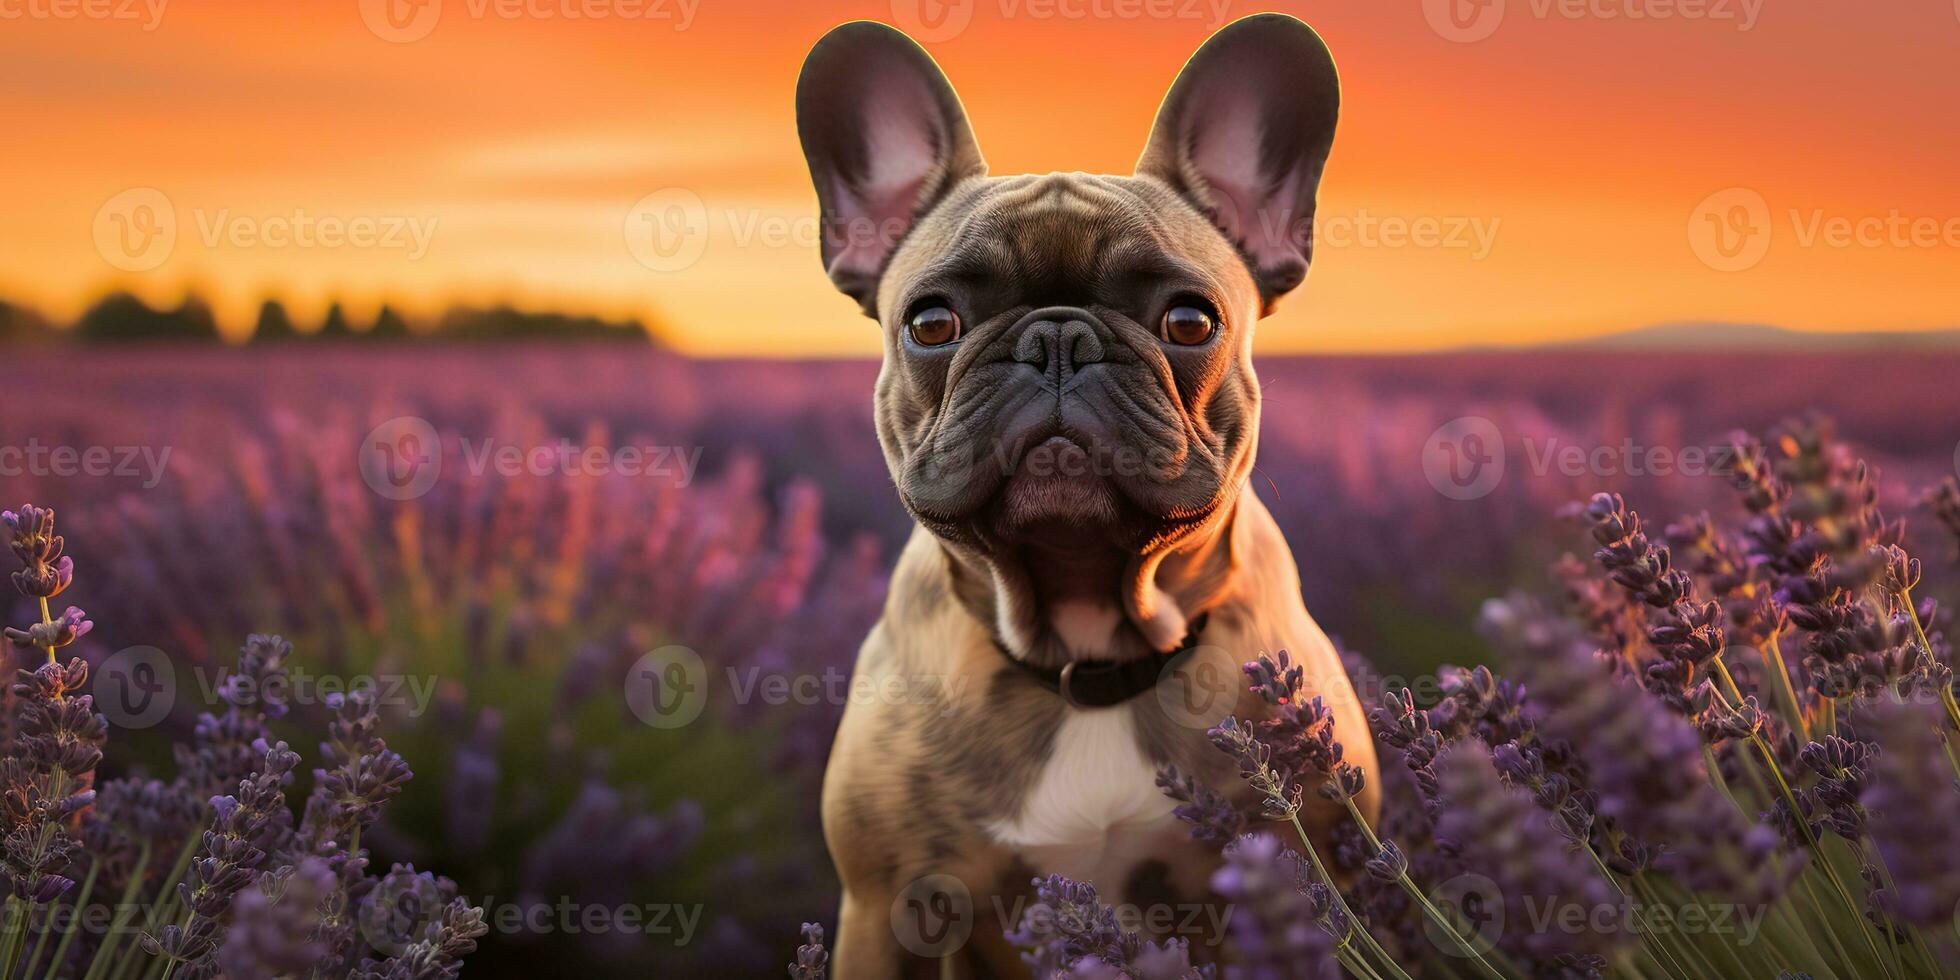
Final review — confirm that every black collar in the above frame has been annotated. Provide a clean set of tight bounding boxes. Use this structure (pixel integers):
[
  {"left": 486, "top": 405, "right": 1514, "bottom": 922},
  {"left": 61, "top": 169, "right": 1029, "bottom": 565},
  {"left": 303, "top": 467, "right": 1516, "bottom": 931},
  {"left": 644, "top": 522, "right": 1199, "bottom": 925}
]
[{"left": 999, "top": 614, "right": 1210, "bottom": 709}]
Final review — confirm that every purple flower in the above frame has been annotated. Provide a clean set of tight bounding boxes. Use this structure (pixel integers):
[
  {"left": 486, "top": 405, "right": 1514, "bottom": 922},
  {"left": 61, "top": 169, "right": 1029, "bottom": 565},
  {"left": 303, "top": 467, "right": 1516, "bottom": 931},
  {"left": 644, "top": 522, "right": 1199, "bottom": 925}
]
[
  {"left": 1008, "top": 874, "right": 1214, "bottom": 980},
  {"left": 1857, "top": 697, "right": 1960, "bottom": 927},
  {"left": 788, "top": 921, "right": 828, "bottom": 980},
  {"left": 1208, "top": 834, "right": 1341, "bottom": 980},
  {"left": 218, "top": 856, "right": 337, "bottom": 978},
  {"left": 1155, "top": 765, "right": 1245, "bottom": 846},
  {"left": 1433, "top": 741, "right": 1625, "bottom": 970}
]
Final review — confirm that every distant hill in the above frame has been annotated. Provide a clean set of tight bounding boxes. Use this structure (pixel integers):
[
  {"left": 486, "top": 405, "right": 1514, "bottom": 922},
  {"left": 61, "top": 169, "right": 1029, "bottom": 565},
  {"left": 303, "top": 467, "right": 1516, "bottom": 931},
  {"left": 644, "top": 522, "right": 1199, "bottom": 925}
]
[{"left": 1551, "top": 321, "right": 1960, "bottom": 352}]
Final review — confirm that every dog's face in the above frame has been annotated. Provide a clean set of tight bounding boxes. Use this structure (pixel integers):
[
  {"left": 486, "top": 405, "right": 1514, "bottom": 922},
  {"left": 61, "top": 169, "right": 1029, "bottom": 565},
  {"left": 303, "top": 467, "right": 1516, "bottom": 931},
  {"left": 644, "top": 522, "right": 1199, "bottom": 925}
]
[{"left": 797, "top": 14, "right": 1338, "bottom": 566}]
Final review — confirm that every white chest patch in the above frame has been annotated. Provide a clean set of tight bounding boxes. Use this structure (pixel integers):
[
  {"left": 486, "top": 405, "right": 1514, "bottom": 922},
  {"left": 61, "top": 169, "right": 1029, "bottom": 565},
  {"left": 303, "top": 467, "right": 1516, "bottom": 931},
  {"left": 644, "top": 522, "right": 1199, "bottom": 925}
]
[{"left": 984, "top": 708, "right": 1177, "bottom": 864}]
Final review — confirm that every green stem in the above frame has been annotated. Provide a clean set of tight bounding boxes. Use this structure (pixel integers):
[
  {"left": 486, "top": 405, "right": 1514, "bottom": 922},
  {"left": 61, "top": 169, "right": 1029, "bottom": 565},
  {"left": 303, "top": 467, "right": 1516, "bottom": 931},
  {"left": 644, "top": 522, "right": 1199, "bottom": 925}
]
[
  {"left": 1708, "top": 657, "right": 1893, "bottom": 976},
  {"left": 46, "top": 855, "right": 112, "bottom": 980},
  {"left": 2, "top": 897, "right": 30, "bottom": 980},
  {"left": 79, "top": 841, "right": 150, "bottom": 980},
  {"left": 1338, "top": 800, "right": 1513, "bottom": 980},
  {"left": 1761, "top": 630, "right": 1810, "bottom": 740},
  {"left": 25, "top": 861, "right": 95, "bottom": 978},
  {"left": 1283, "top": 814, "right": 1420, "bottom": 980}
]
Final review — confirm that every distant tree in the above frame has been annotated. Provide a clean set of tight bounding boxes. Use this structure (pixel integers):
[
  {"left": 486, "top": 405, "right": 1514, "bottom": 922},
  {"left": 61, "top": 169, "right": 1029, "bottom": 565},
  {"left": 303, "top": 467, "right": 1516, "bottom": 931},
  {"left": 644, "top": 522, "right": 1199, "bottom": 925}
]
[
  {"left": 250, "top": 299, "right": 298, "bottom": 343},
  {"left": 431, "top": 304, "right": 654, "bottom": 343},
  {"left": 317, "top": 302, "right": 353, "bottom": 340},
  {"left": 369, "top": 304, "right": 412, "bottom": 341},
  {"left": 0, "top": 301, "right": 57, "bottom": 344},
  {"left": 74, "top": 292, "right": 221, "bottom": 343}
]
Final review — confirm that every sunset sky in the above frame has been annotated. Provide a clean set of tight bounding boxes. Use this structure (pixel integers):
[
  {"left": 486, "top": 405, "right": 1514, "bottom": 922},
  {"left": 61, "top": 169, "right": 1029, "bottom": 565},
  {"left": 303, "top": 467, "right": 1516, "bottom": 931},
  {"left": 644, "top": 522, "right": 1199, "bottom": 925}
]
[{"left": 2, "top": 0, "right": 1956, "bottom": 355}]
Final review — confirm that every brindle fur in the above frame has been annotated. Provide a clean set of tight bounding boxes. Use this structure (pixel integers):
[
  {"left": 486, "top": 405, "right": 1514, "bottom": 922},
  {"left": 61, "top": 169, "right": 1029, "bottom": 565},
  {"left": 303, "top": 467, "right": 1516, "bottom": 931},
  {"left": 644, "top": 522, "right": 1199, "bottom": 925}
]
[{"left": 797, "top": 15, "right": 1376, "bottom": 978}]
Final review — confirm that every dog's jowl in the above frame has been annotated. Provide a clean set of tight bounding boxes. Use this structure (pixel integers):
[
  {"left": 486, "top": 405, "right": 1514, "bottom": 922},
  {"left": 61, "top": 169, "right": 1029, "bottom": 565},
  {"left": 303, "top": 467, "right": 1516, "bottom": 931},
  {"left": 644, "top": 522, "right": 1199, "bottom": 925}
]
[{"left": 795, "top": 14, "right": 1377, "bottom": 976}]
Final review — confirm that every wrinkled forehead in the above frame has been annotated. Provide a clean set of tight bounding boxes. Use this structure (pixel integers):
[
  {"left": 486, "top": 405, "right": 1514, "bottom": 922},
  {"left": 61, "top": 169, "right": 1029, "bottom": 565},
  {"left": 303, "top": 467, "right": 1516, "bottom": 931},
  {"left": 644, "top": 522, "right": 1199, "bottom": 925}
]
[{"left": 877, "top": 172, "right": 1256, "bottom": 321}]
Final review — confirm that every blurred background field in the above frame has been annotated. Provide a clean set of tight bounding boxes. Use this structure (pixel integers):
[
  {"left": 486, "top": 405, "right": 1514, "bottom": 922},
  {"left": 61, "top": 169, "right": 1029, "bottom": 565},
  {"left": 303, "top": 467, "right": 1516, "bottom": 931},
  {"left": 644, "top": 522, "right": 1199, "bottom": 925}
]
[{"left": 3, "top": 341, "right": 1958, "bottom": 976}]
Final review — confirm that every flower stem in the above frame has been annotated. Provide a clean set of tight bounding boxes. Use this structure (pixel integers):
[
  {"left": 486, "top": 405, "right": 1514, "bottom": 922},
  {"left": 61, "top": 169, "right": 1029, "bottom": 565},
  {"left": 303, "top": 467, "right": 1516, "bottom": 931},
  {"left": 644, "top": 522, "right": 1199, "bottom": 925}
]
[
  {"left": 2, "top": 898, "right": 30, "bottom": 980},
  {"left": 1283, "top": 814, "right": 1421, "bottom": 980},
  {"left": 1338, "top": 800, "right": 1513, "bottom": 980}
]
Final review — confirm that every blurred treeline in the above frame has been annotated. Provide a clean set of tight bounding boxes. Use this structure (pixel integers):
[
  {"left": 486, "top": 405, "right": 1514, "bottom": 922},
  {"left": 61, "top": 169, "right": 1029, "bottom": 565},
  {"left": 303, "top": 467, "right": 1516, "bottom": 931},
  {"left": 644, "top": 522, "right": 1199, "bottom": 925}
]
[{"left": 0, "top": 292, "right": 659, "bottom": 345}]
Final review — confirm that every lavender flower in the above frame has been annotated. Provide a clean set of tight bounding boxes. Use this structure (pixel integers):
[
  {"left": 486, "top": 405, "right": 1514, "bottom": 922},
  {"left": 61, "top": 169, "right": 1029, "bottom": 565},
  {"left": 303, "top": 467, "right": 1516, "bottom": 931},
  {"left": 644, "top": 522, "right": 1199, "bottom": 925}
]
[
  {"left": 1007, "top": 874, "right": 1214, "bottom": 980},
  {"left": 1927, "top": 477, "right": 1960, "bottom": 561},
  {"left": 217, "top": 856, "right": 336, "bottom": 978},
  {"left": 1857, "top": 697, "right": 1960, "bottom": 927},
  {"left": 1154, "top": 765, "right": 1245, "bottom": 846},
  {"left": 1519, "top": 636, "right": 1786, "bottom": 902},
  {"left": 299, "top": 688, "right": 413, "bottom": 854},
  {"left": 1432, "top": 741, "right": 1623, "bottom": 971},
  {"left": 788, "top": 921, "right": 827, "bottom": 980},
  {"left": 144, "top": 738, "right": 301, "bottom": 970},
  {"left": 2, "top": 505, "right": 74, "bottom": 602},
  {"left": 1208, "top": 834, "right": 1341, "bottom": 980}
]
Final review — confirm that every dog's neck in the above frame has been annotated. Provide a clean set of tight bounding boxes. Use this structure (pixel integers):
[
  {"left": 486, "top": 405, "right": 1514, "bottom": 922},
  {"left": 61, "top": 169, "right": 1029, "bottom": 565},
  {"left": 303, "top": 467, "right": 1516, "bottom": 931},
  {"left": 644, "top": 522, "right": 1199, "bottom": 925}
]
[{"left": 937, "top": 496, "right": 1247, "bottom": 669}]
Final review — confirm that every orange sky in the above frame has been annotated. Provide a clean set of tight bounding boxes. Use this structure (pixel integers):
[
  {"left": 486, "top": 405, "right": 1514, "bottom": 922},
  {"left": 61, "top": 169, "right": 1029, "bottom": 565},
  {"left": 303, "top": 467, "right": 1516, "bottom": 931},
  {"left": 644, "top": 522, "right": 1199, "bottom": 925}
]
[{"left": 2, "top": 0, "right": 1956, "bottom": 354}]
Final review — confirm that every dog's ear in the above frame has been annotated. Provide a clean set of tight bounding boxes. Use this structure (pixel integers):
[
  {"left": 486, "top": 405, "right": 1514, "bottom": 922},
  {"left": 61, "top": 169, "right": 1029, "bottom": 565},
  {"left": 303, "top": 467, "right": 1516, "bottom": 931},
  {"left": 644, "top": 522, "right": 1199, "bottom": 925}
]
[
  {"left": 796, "top": 22, "right": 986, "bottom": 316},
  {"left": 1136, "top": 13, "right": 1340, "bottom": 314}
]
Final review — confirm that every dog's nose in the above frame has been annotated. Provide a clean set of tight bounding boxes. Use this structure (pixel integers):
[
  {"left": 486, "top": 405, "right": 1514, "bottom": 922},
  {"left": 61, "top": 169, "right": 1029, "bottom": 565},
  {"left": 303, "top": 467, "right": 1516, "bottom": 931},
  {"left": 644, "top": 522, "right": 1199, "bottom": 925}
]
[{"left": 1011, "top": 307, "right": 1106, "bottom": 385}]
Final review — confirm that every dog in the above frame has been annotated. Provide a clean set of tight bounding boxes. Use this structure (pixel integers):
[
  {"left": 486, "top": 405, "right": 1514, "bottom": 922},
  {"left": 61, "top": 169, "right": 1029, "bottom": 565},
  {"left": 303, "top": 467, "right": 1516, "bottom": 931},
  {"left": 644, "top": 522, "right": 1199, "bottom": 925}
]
[{"left": 795, "top": 14, "right": 1379, "bottom": 977}]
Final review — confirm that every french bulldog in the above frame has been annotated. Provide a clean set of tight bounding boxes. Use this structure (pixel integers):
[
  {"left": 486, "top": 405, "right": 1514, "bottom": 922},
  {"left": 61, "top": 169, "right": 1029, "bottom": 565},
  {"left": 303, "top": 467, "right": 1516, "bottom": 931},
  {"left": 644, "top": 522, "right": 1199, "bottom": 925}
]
[{"left": 795, "top": 13, "right": 1379, "bottom": 977}]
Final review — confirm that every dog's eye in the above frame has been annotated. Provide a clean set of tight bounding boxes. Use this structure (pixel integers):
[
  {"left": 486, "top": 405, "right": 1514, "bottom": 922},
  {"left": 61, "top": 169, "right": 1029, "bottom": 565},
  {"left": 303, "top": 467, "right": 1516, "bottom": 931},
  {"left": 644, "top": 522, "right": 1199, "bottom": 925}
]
[
  {"left": 1160, "top": 304, "right": 1216, "bottom": 346},
  {"left": 907, "top": 305, "right": 962, "bottom": 347}
]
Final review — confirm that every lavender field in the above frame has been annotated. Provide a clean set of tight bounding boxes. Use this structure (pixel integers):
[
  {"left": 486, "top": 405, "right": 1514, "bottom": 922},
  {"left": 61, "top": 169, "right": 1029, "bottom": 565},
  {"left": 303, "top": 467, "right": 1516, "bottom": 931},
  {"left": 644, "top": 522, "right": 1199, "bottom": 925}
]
[{"left": 4, "top": 344, "right": 1960, "bottom": 977}]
